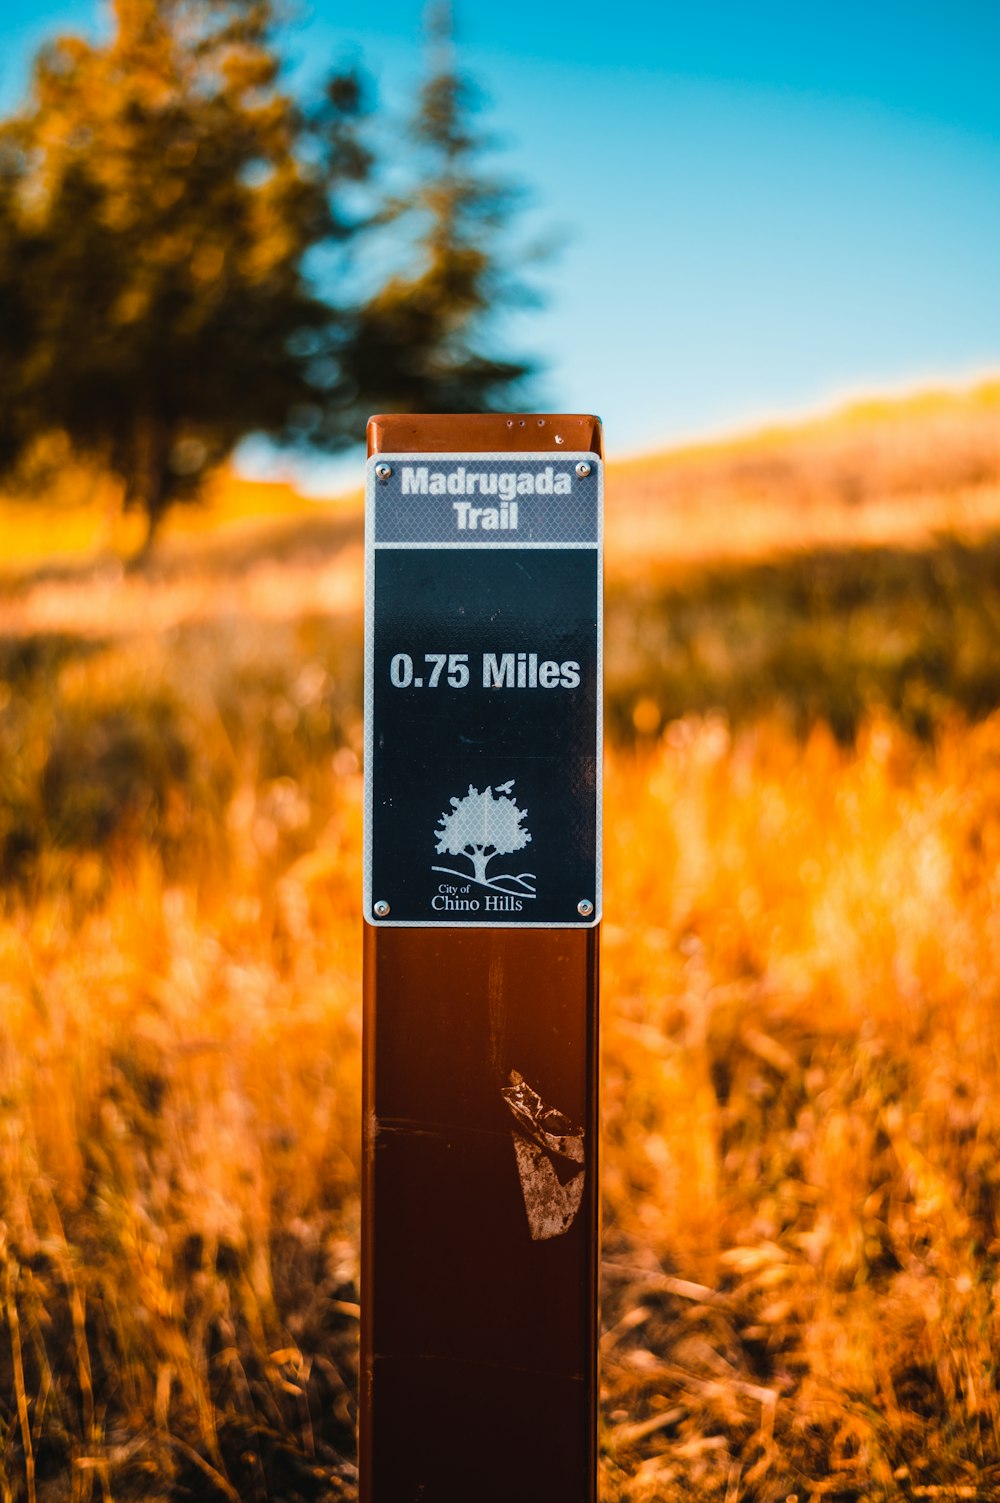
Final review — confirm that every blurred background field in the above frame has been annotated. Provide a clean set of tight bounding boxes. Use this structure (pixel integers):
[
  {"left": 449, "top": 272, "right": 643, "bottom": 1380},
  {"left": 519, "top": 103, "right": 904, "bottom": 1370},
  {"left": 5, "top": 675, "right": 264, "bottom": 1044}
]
[
  {"left": 3, "top": 381, "right": 1000, "bottom": 1499},
  {"left": 2, "top": 0, "right": 1000, "bottom": 1494}
]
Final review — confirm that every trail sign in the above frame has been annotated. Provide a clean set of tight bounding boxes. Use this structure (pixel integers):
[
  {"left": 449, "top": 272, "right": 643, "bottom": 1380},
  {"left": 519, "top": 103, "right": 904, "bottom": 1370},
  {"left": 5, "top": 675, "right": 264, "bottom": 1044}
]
[
  {"left": 361, "top": 414, "right": 602, "bottom": 1503},
  {"left": 364, "top": 451, "right": 602, "bottom": 927}
]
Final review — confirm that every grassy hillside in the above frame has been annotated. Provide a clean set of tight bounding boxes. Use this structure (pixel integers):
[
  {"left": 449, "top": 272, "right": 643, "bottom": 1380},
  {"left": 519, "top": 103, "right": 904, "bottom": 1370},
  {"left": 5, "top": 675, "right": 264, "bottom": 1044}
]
[
  {"left": 607, "top": 380, "right": 1000, "bottom": 565},
  {"left": 2, "top": 384, "right": 1000, "bottom": 1500}
]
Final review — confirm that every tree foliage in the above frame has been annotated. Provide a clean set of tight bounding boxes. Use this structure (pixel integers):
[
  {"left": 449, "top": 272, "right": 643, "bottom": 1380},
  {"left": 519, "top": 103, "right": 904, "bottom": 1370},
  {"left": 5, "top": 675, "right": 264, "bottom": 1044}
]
[
  {"left": 0, "top": 0, "right": 374, "bottom": 546},
  {"left": 349, "top": 1, "right": 538, "bottom": 418},
  {"left": 0, "top": 0, "right": 541, "bottom": 549}
]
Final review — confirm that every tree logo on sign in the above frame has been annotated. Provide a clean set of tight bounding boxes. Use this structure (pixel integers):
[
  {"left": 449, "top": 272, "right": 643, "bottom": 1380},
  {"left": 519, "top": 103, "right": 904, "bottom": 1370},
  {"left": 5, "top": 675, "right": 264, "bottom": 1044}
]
[{"left": 432, "top": 780, "right": 536, "bottom": 897}]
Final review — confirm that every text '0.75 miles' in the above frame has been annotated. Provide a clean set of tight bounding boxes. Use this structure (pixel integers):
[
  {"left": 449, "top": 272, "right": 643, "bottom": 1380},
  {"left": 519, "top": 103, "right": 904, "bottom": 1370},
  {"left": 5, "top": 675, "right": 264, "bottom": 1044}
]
[{"left": 389, "top": 652, "right": 582, "bottom": 690}]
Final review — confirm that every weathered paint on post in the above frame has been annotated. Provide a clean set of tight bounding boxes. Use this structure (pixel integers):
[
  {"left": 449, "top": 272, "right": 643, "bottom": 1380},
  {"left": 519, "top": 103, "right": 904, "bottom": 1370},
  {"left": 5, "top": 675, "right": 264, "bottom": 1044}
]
[{"left": 361, "top": 414, "right": 601, "bottom": 1503}]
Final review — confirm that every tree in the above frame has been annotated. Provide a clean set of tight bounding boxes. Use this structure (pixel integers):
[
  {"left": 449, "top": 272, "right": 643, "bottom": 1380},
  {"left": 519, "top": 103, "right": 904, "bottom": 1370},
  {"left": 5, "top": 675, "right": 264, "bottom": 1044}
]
[
  {"left": 0, "top": 0, "right": 371, "bottom": 551},
  {"left": 349, "top": 1, "right": 539, "bottom": 417},
  {"left": 433, "top": 780, "right": 534, "bottom": 892},
  {"left": 0, "top": 0, "right": 545, "bottom": 551}
]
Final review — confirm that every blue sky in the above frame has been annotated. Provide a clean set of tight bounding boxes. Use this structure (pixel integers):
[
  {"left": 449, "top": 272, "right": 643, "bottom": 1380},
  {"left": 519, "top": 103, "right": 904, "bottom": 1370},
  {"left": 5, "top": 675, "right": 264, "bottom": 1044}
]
[{"left": 3, "top": 0, "right": 999, "bottom": 488}]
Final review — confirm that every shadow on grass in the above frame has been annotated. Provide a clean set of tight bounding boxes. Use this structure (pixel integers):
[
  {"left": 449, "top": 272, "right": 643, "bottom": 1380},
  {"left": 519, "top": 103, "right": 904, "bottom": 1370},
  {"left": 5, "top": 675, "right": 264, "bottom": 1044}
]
[
  {"left": 5, "top": 524, "right": 1000, "bottom": 887},
  {"left": 606, "top": 530, "right": 1000, "bottom": 742}
]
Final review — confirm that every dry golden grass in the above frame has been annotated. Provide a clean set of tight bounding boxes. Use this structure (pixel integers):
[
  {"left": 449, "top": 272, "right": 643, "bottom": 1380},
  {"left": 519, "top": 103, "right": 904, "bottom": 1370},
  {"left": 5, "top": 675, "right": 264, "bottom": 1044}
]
[
  {"left": 0, "top": 622, "right": 367, "bottom": 1499},
  {"left": 2, "top": 382, "right": 1000, "bottom": 1499},
  {"left": 607, "top": 379, "right": 1000, "bottom": 569},
  {"left": 0, "top": 454, "right": 352, "bottom": 575},
  {"left": 600, "top": 716, "right": 1000, "bottom": 1498}
]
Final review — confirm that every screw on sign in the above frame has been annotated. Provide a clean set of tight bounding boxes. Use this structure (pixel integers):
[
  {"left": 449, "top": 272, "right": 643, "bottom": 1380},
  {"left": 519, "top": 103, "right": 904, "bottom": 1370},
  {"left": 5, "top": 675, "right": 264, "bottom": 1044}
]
[{"left": 361, "top": 413, "right": 602, "bottom": 1502}]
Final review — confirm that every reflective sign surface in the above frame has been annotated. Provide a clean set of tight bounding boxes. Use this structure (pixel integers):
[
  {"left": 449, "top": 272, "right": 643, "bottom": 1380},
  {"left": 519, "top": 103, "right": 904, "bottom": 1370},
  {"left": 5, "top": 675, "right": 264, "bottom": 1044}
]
[{"left": 364, "top": 452, "right": 602, "bottom": 927}]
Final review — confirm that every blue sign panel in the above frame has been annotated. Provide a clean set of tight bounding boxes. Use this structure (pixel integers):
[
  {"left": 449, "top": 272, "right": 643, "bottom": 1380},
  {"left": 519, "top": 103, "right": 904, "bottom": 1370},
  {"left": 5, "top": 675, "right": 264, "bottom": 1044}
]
[{"left": 364, "top": 453, "right": 602, "bottom": 928}]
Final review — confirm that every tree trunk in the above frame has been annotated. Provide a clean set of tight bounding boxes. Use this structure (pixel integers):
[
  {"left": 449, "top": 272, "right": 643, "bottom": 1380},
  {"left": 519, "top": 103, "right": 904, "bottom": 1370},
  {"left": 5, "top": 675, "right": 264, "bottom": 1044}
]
[
  {"left": 132, "top": 492, "right": 168, "bottom": 565},
  {"left": 126, "top": 412, "right": 172, "bottom": 568}
]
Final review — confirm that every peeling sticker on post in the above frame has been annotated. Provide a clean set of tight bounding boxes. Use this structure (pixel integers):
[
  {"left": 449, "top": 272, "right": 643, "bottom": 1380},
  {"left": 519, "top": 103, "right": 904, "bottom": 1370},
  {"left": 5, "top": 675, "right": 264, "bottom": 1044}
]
[{"left": 501, "top": 1071, "right": 585, "bottom": 1241}]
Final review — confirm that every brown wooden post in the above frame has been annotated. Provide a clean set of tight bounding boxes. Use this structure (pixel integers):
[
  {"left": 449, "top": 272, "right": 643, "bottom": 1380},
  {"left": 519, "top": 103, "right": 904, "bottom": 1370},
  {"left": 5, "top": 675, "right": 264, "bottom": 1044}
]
[{"left": 361, "top": 414, "right": 602, "bottom": 1502}]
